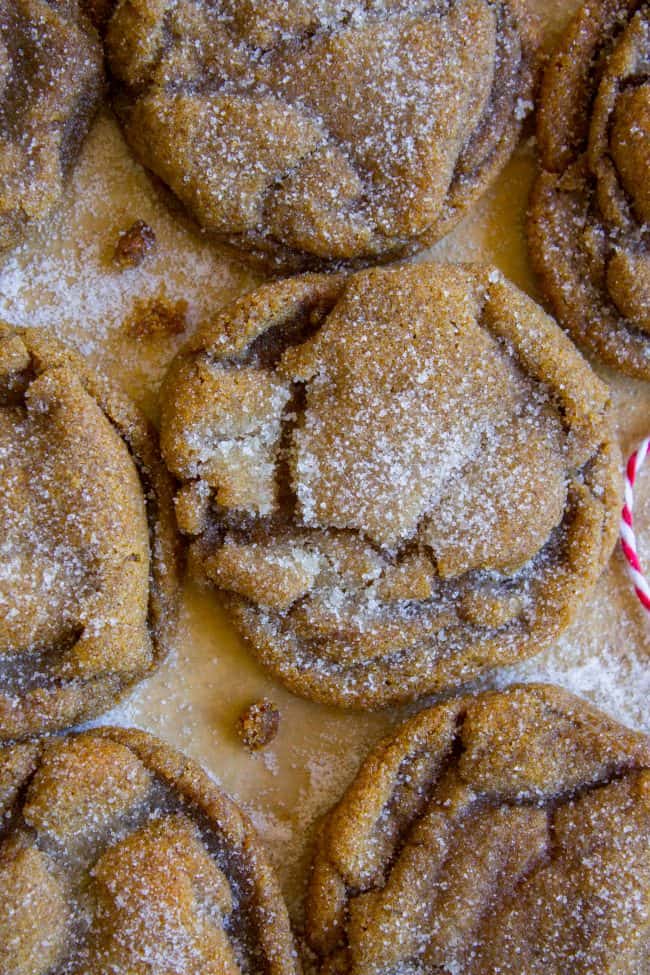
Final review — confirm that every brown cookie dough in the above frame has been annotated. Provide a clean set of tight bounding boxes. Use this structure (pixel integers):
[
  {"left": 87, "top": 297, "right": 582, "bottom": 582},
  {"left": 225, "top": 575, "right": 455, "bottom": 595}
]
[
  {"left": 0, "top": 0, "right": 104, "bottom": 256},
  {"left": 528, "top": 0, "right": 650, "bottom": 379},
  {"left": 0, "top": 324, "right": 180, "bottom": 741},
  {"left": 0, "top": 726, "right": 300, "bottom": 974},
  {"left": 306, "top": 683, "right": 650, "bottom": 974},
  {"left": 100, "top": 0, "right": 537, "bottom": 272},
  {"left": 159, "top": 263, "right": 621, "bottom": 709}
]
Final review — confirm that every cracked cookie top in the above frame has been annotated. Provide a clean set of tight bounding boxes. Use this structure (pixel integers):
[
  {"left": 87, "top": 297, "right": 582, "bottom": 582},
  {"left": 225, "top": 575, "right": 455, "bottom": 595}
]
[
  {"left": 0, "top": 727, "right": 300, "bottom": 974},
  {"left": 0, "top": 0, "right": 104, "bottom": 255},
  {"left": 529, "top": 0, "right": 650, "bottom": 379},
  {"left": 0, "top": 324, "right": 180, "bottom": 741},
  {"left": 306, "top": 683, "right": 650, "bottom": 974},
  {"left": 100, "top": 0, "right": 536, "bottom": 271},
  {"left": 159, "top": 263, "right": 620, "bottom": 708}
]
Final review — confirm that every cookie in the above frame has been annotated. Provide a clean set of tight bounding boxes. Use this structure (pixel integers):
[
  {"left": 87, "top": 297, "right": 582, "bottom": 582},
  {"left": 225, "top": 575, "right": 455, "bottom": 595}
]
[
  {"left": 159, "top": 263, "right": 620, "bottom": 709},
  {"left": 0, "top": 324, "right": 180, "bottom": 740},
  {"left": 529, "top": 0, "right": 650, "bottom": 379},
  {"left": 100, "top": 0, "right": 536, "bottom": 271},
  {"left": 0, "top": 726, "right": 300, "bottom": 974},
  {"left": 0, "top": 0, "right": 104, "bottom": 255},
  {"left": 306, "top": 683, "right": 650, "bottom": 974}
]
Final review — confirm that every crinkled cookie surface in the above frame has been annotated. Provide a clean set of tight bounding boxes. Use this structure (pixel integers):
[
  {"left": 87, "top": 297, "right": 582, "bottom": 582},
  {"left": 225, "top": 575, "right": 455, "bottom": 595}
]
[
  {"left": 0, "top": 727, "right": 300, "bottom": 974},
  {"left": 160, "top": 263, "right": 621, "bottom": 708},
  {"left": 306, "top": 683, "right": 650, "bottom": 974},
  {"left": 101, "top": 0, "right": 536, "bottom": 270},
  {"left": 0, "top": 0, "right": 104, "bottom": 255},
  {"left": 529, "top": 0, "right": 650, "bottom": 378},
  {"left": 0, "top": 324, "right": 180, "bottom": 741}
]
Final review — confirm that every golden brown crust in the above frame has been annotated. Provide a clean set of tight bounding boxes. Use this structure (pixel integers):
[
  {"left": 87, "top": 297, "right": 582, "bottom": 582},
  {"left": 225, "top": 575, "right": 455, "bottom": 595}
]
[
  {"left": 0, "top": 323, "right": 181, "bottom": 741},
  {"left": 159, "top": 263, "right": 621, "bottom": 709},
  {"left": 100, "top": 0, "right": 537, "bottom": 272},
  {"left": 0, "top": 726, "right": 301, "bottom": 974},
  {"left": 0, "top": 0, "right": 104, "bottom": 255},
  {"left": 306, "top": 683, "right": 650, "bottom": 974},
  {"left": 528, "top": 0, "right": 650, "bottom": 378}
]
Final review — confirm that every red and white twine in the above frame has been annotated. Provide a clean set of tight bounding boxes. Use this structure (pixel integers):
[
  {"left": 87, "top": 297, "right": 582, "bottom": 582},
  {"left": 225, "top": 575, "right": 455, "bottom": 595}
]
[{"left": 620, "top": 437, "right": 650, "bottom": 613}]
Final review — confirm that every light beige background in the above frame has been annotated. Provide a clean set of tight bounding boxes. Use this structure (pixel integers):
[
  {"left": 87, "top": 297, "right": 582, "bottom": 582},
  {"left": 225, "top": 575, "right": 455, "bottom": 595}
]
[{"left": 0, "top": 0, "right": 648, "bottom": 919}]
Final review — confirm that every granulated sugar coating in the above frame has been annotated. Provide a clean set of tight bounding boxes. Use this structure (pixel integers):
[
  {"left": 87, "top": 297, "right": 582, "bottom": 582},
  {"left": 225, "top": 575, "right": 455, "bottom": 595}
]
[
  {"left": 0, "top": 324, "right": 180, "bottom": 740},
  {"left": 529, "top": 0, "right": 650, "bottom": 379},
  {"left": 99, "top": 0, "right": 537, "bottom": 271},
  {"left": 0, "top": 0, "right": 648, "bottom": 946},
  {"left": 306, "top": 684, "right": 650, "bottom": 974},
  {"left": 0, "top": 727, "right": 300, "bottom": 974},
  {"left": 0, "top": 0, "right": 104, "bottom": 254},
  {"left": 160, "top": 263, "right": 621, "bottom": 708}
]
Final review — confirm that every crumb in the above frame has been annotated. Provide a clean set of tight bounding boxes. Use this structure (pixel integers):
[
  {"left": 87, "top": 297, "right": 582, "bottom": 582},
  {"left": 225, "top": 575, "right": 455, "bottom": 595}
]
[
  {"left": 113, "top": 220, "right": 156, "bottom": 269},
  {"left": 237, "top": 699, "right": 280, "bottom": 751},
  {"left": 125, "top": 297, "right": 187, "bottom": 338}
]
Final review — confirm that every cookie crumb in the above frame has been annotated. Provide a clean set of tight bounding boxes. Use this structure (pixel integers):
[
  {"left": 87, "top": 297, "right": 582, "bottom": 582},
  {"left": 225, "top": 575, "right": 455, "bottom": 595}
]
[
  {"left": 126, "top": 297, "right": 187, "bottom": 338},
  {"left": 237, "top": 699, "right": 280, "bottom": 751},
  {"left": 113, "top": 220, "right": 156, "bottom": 269}
]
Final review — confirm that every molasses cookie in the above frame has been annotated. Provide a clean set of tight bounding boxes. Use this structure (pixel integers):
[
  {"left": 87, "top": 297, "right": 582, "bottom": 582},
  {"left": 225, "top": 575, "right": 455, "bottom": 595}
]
[
  {"left": 0, "top": 726, "right": 300, "bottom": 974},
  {"left": 306, "top": 683, "right": 650, "bottom": 974},
  {"left": 529, "top": 0, "right": 650, "bottom": 379},
  {"left": 159, "top": 263, "right": 620, "bottom": 709},
  {"left": 101, "top": 0, "right": 536, "bottom": 271},
  {"left": 0, "top": 324, "right": 179, "bottom": 740},
  {"left": 0, "top": 0, "right": 104, "bottom": 255}
]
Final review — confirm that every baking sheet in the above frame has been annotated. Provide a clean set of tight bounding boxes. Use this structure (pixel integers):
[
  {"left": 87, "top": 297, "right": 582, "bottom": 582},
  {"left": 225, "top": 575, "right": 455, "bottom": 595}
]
[{"left": 0, "top": 0, "right": 648, "bottom": 920}]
